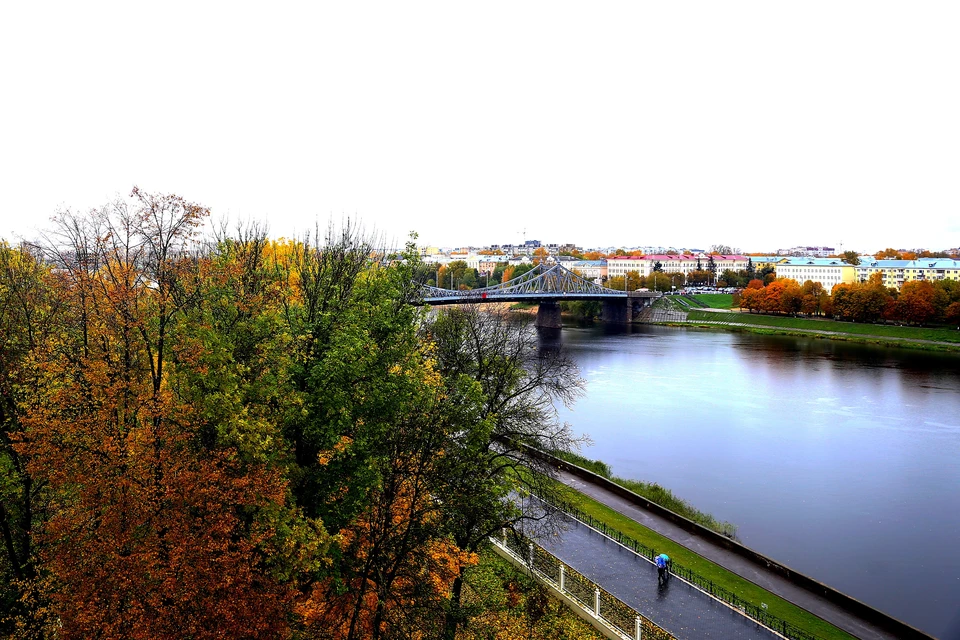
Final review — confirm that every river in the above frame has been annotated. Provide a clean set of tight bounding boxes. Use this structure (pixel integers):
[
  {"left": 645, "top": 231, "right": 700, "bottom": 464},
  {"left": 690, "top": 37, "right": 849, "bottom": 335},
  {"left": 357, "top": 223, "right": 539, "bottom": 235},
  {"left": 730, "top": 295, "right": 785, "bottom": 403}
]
[{"left": 547, "top": 323, "right": 960, "bottom": 638}]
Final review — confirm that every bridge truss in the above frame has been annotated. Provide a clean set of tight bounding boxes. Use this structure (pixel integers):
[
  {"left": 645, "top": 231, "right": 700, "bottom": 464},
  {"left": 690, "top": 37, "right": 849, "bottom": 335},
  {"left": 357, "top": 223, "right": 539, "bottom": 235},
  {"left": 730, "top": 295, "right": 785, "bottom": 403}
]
[{"left": 419, "top": 263, "right": 627, "bottom": 304}]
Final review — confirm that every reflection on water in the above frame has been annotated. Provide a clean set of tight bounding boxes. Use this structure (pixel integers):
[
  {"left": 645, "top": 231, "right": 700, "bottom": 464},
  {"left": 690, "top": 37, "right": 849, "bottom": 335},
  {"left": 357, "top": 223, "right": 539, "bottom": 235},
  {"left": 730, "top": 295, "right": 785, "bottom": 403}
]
[{"left": 548, "top": 324, "right": 960, "bottom": 638}]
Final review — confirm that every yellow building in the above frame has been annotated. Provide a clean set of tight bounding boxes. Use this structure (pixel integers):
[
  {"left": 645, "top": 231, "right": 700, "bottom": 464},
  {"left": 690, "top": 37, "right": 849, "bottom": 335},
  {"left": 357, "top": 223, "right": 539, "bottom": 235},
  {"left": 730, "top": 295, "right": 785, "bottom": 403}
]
[
  {"left": 856, "top": 259, "right": 960, "bottom": 289},
  {"left": 774, "top": 258, "right": 857, "bottom": 290}
]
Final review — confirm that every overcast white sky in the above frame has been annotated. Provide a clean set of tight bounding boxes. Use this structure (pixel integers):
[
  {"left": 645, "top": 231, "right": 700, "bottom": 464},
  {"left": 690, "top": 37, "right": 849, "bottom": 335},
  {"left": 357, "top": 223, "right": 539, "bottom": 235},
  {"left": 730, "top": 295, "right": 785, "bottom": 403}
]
[{"left": 2, "top": 1, "right": 958, "bottom": 253}]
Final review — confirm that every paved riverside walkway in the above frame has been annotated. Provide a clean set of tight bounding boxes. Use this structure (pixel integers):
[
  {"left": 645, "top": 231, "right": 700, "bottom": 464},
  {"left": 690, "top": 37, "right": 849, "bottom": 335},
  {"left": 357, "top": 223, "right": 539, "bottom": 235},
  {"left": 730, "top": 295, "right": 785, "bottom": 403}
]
[
  {"left": 537, "top": 513, "right": 779, "bottom": 639},
  {"left": 557, "top": 471, "right": 900, "bottom": 640}
]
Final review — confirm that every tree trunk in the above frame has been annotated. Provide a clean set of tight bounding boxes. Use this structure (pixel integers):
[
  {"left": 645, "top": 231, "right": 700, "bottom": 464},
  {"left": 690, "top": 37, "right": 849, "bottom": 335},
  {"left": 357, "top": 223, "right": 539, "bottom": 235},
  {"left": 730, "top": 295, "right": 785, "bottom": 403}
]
[{"left": 442, "top": 571, "right": 466, "bottom": 640}]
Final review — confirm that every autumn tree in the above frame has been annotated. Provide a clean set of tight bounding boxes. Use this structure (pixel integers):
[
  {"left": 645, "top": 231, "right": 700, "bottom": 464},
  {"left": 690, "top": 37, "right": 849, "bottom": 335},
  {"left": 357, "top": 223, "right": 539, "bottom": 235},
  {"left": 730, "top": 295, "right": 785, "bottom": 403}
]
[
  {"left": 800, "top": 280, "right": 828, "bottom": 316},
  {"left": 16, "top": 191, "right": 294, "bottom": 638},
  {"left": 831, "top": 273, "right": 890, "bottom": 322},
  {"left": 888, "top": 280, "right": 936, "bottom": 325},
  {"left": 738, "top": 284, "right": 763, "bottom": 313},
  {"left": 606, "top": 270, "right": 642, "bottom": 291},
  {"left": 874, "top": 248, "right": 902, "bottom": 259},
  {"left": 946, "top": 301, "right": 960, "bottom": 327}
]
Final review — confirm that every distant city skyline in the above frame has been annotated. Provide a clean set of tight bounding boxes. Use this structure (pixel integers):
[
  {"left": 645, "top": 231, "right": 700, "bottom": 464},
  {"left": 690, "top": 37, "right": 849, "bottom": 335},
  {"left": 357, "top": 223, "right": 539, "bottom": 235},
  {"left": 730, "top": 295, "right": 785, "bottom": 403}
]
[{"left": 1, "top": 2, "right": 958, "bottom": 254}]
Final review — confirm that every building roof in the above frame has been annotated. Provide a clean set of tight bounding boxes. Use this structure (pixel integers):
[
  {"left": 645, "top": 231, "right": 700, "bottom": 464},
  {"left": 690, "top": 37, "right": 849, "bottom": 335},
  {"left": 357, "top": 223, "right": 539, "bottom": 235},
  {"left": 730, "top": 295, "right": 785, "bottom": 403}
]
[
  {"left": 570, "top": 260, "right": 606, "bottom": 267},
  {"left": 905, "top": 259, "right": 960, "bottom": 269},
  {"left": 778, "top": 258, "right": 850, "bottom": 267},
  {"left": 857, "top": 259, "right": 912, "bottom": 268}
]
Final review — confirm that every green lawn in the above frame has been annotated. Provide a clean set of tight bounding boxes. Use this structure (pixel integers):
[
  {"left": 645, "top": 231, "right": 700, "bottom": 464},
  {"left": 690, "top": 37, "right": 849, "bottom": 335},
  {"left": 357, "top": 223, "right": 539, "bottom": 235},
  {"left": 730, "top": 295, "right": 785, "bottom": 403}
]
[
  {"left": 561, "top": 488, "right": 857, "bottom": 640},
  {"left": 551, "top": 451, "right": 737, "bottom": 538},
  {"left": 690, "top": 293, "right": 734, "bottom": 309},
  {"left": 686, "top": 310, "right": 960, "bottom": 345}
]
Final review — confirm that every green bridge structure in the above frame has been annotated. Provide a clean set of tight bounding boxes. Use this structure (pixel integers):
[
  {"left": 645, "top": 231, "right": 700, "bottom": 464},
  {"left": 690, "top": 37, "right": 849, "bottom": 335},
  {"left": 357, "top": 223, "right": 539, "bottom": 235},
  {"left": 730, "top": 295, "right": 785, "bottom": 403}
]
[{"left": 418, "top": 263, "right": 661, "bottom": 328}]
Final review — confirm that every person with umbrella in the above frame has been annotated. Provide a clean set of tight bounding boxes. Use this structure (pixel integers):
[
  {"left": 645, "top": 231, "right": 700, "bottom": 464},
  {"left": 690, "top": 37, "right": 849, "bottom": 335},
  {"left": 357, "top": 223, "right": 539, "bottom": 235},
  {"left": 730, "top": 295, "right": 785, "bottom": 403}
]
[{"left": 656, "top": 553, "right": 671, "bottom": 584}]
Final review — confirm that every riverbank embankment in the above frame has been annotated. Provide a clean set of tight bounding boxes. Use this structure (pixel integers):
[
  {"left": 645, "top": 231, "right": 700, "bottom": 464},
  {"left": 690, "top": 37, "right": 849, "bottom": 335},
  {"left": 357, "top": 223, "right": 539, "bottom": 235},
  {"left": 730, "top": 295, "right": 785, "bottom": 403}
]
[{"left": 642, "top": 301, "right": 960, "bottom": 352}]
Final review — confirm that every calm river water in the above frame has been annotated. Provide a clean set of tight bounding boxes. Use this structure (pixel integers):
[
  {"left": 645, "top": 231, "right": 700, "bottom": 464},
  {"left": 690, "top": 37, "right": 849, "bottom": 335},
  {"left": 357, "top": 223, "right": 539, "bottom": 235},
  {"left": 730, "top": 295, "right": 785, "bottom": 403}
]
[{"left": 547, "top": 324, "right": 960, "bottom": 638}]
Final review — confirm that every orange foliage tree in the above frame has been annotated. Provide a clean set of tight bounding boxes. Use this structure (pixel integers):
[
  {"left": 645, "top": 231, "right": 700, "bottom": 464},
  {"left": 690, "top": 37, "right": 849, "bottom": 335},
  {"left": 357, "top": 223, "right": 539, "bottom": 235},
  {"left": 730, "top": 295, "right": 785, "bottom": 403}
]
[
  {"left": 888, "top": 280, "right": 936, "bottom": 325},
  {"left": 15, "top": 191, "right": 294, "bottom": 638}
]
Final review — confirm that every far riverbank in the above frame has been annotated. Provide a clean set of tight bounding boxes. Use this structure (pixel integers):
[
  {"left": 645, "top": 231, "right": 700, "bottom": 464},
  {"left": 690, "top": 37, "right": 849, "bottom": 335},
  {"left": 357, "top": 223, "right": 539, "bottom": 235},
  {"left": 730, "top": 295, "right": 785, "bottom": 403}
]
[{"left": 672, "top": 308, "right": 960, "bottom": 353}]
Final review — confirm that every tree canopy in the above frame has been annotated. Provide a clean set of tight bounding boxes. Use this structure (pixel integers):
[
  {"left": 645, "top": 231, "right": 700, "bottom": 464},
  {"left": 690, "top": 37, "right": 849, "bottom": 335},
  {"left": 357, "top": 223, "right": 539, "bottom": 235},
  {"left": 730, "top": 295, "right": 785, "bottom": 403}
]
[{"left": 0, "top": 190, "right": 588, "bottom": 639}]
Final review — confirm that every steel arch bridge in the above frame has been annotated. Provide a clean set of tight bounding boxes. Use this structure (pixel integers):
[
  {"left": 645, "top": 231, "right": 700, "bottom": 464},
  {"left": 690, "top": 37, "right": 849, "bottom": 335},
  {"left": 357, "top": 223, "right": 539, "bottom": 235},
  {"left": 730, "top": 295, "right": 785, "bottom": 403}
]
[{"left": 418, "top": 263, "right": 628, "bottom": 305}]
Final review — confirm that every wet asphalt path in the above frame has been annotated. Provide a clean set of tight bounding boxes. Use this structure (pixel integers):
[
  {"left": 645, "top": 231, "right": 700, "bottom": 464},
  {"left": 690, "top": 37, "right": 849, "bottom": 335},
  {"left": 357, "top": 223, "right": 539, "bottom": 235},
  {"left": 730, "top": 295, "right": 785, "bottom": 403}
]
[{"left": 539, "top": 514, "right": 779, "bottom": 639}]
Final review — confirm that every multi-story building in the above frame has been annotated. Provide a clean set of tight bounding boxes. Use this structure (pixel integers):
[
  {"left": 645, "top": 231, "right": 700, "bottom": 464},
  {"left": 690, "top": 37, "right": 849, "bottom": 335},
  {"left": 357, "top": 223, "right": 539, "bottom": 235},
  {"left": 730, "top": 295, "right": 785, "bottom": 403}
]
[
  {"left": 856, "top": 259, "right": 960, "bottom": 289},
  {"left": 774, "top": 258, "right": 857, "bottom": 290},
  {"left": 478, "top": 256, "right": 509, "bottom": 276},
  {"left": 568, "top": 260, "right": 606, "bottom": 281},
  {"left": 607, "top": 255, "right": 749, "bottom": 279},
  {"left": 748, "top": 256, "right": 788, "bottom": 270},
  {"left": 855, "top": 259, "right": 911, "bottom": 289},
  {"left": 905, "top": 259, "right": 960, "bottom": 284}
]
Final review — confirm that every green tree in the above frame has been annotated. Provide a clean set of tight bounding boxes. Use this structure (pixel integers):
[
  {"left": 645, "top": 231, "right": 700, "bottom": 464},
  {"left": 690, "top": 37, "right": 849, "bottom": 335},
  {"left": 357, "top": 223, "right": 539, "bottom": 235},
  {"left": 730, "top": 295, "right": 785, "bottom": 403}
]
[
  {"left": 646, "top": 272, "right": 672, "bottom": 292},
  {"left": 559, "top": 300, "right": 602, "bottom": 320},
  {"left": 841, "top": 251, "right": 860, "bottom": 266},
  {"left": 606, "top": 270, "right": 642, "bottom": 291},
  {"left": 423, "top": 306, "right": 584, "bottom": 639},
  {"left": 0, "top": 243, "right": 61, "bottom": 635}
]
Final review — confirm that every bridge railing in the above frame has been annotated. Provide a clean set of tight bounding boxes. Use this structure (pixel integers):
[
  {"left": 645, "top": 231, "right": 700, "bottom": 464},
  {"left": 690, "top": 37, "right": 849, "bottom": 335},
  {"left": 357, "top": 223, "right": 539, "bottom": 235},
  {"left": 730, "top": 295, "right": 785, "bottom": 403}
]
[
  {"left": 493, "top": 529, "right": 675, "bottom": 640},
  {"left": 538, "top": 495, "right": 823, "bottom": 640}
]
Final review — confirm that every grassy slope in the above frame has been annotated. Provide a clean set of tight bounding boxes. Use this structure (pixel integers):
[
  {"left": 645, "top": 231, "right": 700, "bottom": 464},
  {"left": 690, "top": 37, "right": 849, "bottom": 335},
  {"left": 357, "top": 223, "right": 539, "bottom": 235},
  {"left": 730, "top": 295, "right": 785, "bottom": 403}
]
[
  {"left": 460, "top": 549, "right": 604, "bottom": 639},
  {"left": 686, "top": 310, "right": 960, "bottom": 346},
  {"left": 553, "top": 452, "right": 737, "bottom": 538},
  {"left": 691, "top": 293, "right": 734, "bottom": 309},
  {"left": 562, "top": 488, "right": 857, "bottom": 640}
]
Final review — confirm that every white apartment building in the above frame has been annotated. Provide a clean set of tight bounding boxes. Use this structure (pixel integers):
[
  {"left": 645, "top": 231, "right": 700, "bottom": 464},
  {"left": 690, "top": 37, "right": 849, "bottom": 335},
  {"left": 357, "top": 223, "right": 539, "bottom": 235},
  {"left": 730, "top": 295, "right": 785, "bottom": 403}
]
[
  {"left": 607, "top": 255, "right": 748, "bottom": 279},
  {"left": 774, "top": 258, "right": 856, "bottom": 290}
]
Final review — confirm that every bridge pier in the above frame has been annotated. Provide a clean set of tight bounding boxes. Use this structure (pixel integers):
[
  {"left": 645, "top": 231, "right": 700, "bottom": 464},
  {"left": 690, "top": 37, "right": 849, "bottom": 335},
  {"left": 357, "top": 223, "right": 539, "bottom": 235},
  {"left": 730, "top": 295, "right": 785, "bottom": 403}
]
[
  {"left": 601, "top": 299, "right": 629, "bottom": 324},
  {"left": 535, "top": 301, "right": 563, "bottom": 329}
]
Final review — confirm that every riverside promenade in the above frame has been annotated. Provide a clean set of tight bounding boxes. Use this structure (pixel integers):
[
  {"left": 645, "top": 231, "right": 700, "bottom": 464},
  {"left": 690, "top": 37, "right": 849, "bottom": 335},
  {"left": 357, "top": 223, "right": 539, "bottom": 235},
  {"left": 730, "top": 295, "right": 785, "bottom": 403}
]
[
  {"left": 556, "top": 469, "right": 913, "bottom": 640},
  {"left": 537, "top": 511, "right": 779, "bottom": 639}
]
